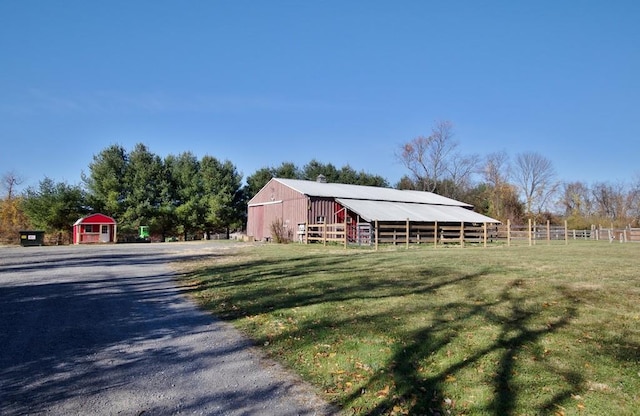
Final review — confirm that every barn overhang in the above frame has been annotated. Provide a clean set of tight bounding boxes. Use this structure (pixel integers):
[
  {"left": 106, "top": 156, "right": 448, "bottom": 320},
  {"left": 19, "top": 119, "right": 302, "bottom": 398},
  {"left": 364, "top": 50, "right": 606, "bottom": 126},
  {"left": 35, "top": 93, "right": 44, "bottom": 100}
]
[{"left": 336, "top": 198, "right": 500, "bottom": 224}]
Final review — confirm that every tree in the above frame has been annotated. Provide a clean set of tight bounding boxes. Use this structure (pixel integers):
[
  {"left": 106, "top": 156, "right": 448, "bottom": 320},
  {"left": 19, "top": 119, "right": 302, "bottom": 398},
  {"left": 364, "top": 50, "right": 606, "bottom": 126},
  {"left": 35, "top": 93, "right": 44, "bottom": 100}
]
[
  {"left": 82, "top": 144, "right": 129, "bottom": 221},
  {"left": 245, "top": 162, "right": 300, "bottom": 199},
  {"left": 513, "top": 152, "right": 557, "bottom": 215},
  {"left": 246, "top": 160, "right": 389, "bottom": 201},
  {"left": 200, "top": 156, "right": 244, "bottom": 238},
  {"left": 591, "top": 182, "right": 627, "bottom": 223},
  {"left": 302, "top": 159, "right": 339, "bottom": 182},
  {"left": 123, "top": 143, "right": 164, "bottom": 230},
  {"left": 397, "top": 120, "right": 478, "bottom": 198},
  {"left": 398, "top": 120, "right": 456, "bottom": 192},
  {"left": 0, "top": 171, "right": 29, "bottom": 244},
  {"left": 482, "top": 152, "right": 511, "bottom": 220},
  {"left": 21, "top": 177, "right": 87, "bottom": 242},
  {"left": 168, "top": 152, "right": 204, "bottom": 241}
]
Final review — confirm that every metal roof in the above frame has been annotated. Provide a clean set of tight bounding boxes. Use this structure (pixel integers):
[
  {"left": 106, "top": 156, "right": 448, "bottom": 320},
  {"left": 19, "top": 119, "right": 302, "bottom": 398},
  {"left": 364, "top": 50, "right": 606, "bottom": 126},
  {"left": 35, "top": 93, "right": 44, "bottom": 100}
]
[
  {"left": 336, "top": 198, "right": 500, "bottom": 223},
  {"left": 274, "top": 178, "right": 471, "bottom": 207}
]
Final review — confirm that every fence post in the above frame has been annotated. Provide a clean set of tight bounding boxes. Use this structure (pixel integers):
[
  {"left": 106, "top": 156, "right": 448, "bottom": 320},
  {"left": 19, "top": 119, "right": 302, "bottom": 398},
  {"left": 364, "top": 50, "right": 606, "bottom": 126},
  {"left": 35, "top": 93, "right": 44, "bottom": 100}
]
[
  {"left": 528, "top": 218, "right": 533, "bottom": 246},
  {"left": 547, "top": 220, "right": 551, "bottom": 244},
  {"left": 323, "top": 222, "right": 327, "bottom": 246},
  {"left": 564, "top": 220, "right": 568, "bottom": 244},
  {"left": 507, "top": 219, "right": 511, "bottom": 247},
  {"left": 483, "top": 222, "right": 487, "bottom": 248}
]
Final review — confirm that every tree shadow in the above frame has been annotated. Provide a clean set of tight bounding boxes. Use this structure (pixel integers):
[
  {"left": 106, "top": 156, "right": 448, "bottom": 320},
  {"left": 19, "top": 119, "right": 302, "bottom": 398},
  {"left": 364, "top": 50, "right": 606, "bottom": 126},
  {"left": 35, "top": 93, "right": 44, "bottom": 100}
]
[
  {"left": 180, "top": 249, "right": 621, "bottom": 415},
  {"left": 0, "top": 245, "right": 334, "bottom": 415}
]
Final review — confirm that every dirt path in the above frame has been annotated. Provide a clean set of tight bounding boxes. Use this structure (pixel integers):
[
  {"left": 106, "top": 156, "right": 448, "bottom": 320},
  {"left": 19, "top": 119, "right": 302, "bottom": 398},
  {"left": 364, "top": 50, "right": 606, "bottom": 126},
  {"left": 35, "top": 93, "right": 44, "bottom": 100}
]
[{"left": 0, "top": 242, "right": 336, "bottom": 415}]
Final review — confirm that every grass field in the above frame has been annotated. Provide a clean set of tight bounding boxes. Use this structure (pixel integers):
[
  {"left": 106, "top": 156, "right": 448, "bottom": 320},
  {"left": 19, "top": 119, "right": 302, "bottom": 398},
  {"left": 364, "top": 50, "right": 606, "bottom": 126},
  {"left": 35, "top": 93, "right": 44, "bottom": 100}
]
[{"left": 176, "top": 242, "right": 640, "bottom": 415}]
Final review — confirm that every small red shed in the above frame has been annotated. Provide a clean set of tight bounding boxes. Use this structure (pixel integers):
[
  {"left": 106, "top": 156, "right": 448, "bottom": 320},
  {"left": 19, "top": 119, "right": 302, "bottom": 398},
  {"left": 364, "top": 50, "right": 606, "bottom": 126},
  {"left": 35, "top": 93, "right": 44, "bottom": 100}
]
[{"left": 73, "top": 213, "right": 117, "bottom": 244}]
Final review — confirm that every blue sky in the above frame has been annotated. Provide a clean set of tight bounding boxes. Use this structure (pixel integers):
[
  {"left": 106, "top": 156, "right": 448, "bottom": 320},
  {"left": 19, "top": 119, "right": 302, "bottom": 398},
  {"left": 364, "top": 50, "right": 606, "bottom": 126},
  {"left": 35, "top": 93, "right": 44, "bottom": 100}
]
[{"left": 1, "top": 1, "right": 639, "bottom": 191}]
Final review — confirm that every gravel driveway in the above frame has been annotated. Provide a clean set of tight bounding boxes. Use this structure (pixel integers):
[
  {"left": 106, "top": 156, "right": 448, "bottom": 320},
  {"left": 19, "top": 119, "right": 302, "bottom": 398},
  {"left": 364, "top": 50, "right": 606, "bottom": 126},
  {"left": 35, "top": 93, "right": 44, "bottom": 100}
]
[{"left": 0, "top": 242, "right": 336, "bottom": 415}]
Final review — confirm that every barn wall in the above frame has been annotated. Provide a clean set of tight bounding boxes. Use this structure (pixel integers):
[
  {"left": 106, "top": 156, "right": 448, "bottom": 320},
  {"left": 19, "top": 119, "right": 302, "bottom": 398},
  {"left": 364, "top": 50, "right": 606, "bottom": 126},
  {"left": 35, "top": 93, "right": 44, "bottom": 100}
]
[
  {"left": 247, "top": 179, "right": 309, "bottom": 240},
  {"left": 309, "top": 197, "right": 338, "bottom": 224}
]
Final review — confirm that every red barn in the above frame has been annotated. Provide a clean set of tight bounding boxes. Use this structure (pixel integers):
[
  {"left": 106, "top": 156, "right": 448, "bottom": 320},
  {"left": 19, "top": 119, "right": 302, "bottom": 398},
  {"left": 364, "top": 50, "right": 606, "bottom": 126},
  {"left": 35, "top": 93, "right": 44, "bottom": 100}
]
[
  {"left": 247, "top": 177, "right": 499, "bottom": 245},
  {"left": 73, "top": 214, "right": 117, "bottom": 244}
]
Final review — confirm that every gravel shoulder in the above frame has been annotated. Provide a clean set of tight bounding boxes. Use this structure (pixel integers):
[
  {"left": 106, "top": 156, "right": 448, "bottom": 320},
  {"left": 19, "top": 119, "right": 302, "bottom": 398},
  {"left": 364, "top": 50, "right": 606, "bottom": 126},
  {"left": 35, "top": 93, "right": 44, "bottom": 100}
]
[{"left": 0, "top": 242, "right": 337, "bottom": 415}]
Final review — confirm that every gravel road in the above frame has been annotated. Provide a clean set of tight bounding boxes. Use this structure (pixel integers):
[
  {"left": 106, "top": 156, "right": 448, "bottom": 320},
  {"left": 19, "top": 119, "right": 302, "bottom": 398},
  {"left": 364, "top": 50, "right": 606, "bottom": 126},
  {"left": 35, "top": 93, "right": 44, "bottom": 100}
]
[{"left": 0, "top": 242, "right": 337, "bottom": 415}]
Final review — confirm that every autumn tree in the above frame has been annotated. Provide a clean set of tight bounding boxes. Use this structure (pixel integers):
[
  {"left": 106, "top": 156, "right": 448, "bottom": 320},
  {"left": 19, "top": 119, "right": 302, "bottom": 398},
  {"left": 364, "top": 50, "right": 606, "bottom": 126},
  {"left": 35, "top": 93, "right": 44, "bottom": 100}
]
[
  {"left": 0, "top": 171, "right": 30, "bottom": 244},
  {"left": 480, "top": 151, "right": 516, "bottom": 221}
]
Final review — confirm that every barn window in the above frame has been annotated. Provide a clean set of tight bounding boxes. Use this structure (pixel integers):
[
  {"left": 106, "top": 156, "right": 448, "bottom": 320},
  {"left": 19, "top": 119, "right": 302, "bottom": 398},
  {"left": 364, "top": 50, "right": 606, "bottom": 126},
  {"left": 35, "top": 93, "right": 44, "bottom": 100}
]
[{"left": 316, "top": 216, "right": 325, "bottom": 224}]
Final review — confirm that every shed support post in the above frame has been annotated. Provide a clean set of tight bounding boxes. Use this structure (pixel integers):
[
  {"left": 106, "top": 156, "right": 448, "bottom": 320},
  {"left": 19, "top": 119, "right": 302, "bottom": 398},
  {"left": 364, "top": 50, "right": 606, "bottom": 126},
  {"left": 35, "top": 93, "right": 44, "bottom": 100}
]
[
  {"left": 375, "top": 220, "right": 379, "bottom": 251},
  {"left": 344, "top": 215, "right": 348, "bottom": 249},
  {"left": 434, "top": 221, "right": 438, "bottom": 248},
  {"left": 406, "top": 219, "right": 410, "bottom": 249},
  {"left": 460, "top": 222, "right": 464, "bottom": 247}
]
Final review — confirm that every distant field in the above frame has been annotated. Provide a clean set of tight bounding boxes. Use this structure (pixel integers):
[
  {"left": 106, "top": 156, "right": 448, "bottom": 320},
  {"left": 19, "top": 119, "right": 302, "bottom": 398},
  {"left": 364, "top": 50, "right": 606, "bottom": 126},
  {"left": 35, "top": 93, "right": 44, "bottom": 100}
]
[{"left": 176, "top": 242, "right": 640, "bottom": 415}]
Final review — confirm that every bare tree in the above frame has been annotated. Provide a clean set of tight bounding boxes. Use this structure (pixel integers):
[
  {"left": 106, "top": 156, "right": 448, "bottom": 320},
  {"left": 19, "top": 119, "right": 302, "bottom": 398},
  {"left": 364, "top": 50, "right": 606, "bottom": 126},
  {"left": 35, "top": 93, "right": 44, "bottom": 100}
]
[
  {"left": 397, "top": 120, "right": 478, "bottom": 198},
  {"left": 398, "top": 120, "right": 456, "bottom": 192},
  {"left": 1, "top": 170, "right": 25, "bottom": 200},
  {"left": 560, "top": 181, "right": 593, "bottom": 217},
  {"left": 592, "top": 182, "right": 627, "bottom": 221},
  {"left": 513, "top": 152, "right": 557, "bottom": 215}
]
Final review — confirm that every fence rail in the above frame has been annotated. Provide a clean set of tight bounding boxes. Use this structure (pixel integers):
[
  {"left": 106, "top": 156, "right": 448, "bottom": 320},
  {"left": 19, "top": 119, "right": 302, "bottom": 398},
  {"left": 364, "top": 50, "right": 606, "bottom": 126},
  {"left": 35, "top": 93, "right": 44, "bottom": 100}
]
[{"left": 298, "top": 219, "right": 639, "bottom": 249}]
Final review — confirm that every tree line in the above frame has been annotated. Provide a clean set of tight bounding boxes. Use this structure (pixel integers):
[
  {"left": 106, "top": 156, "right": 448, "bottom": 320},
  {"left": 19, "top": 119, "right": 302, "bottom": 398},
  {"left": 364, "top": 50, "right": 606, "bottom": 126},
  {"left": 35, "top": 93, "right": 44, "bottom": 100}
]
[
  {"left": 395, "top": 121, "right": 640, "bottom": 228},
  {"left": 2, "top": 122, "right": 640, "bottom": 244},
  {"left": 0, "top": 144, "right": 389, "bottom": 244}
]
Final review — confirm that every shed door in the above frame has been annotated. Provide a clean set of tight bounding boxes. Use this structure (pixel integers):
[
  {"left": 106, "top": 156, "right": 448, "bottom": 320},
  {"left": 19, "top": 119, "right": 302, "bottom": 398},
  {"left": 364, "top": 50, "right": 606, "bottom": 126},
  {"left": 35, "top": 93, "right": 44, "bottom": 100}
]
[{"left": 100, "top": 225, "right": 110, "bottom": 242}]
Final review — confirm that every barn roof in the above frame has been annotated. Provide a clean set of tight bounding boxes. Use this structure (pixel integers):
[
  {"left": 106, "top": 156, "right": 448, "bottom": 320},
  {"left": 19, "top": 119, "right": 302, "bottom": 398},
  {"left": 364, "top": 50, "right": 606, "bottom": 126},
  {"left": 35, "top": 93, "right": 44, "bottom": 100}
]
[
  {"left": 274, "top": 178, "right": 471, "bottom": 207},
  {"left": 273, "top": 178, "right": 500, "bottom": 224},
  {"left": 337, "top": 198, "right": 500, "bottom": 223}
]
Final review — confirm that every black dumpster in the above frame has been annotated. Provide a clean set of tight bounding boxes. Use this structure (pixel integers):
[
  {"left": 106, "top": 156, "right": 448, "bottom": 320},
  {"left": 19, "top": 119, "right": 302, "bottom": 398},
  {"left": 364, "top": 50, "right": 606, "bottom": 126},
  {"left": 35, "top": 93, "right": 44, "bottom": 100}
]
[{"left": 19, "top": 231, "right": 45, "bottom": 247}]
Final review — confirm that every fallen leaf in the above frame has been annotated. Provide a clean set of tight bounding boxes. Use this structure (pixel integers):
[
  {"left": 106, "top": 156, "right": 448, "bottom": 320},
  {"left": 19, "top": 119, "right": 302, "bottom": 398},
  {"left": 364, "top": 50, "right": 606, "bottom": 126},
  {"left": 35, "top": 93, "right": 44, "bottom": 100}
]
[{"left": 376, "top": 385, "right": 390, "bottom": 398}]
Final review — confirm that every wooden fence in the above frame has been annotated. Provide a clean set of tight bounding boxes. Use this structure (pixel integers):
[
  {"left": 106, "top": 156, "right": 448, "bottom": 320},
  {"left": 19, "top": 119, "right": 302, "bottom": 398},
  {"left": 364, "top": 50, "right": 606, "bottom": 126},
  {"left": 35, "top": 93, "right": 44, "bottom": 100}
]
[{"left": 299, "top": 219, "right": 630, "bottom": 248}]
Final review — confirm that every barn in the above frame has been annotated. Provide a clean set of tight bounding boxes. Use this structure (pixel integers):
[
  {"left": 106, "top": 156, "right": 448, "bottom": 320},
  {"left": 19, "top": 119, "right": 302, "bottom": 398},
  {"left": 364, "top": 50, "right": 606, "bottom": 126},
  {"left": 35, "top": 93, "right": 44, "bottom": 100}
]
[
  {"left": 247, "top": 177, "right": 500, "bottom": 246},
  {"left": 73, "top": 213, "right": 117, "bottom": 244}
]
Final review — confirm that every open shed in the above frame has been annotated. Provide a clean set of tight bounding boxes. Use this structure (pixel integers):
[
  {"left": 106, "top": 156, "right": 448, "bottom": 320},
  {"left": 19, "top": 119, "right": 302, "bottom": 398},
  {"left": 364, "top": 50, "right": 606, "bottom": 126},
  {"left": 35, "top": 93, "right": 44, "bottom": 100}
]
[
  {"left": 247, "top": 177, "right": 500, "bottom": 245},
  {"left": 73, "top": 213, "right": 117, "bottom": 244}
]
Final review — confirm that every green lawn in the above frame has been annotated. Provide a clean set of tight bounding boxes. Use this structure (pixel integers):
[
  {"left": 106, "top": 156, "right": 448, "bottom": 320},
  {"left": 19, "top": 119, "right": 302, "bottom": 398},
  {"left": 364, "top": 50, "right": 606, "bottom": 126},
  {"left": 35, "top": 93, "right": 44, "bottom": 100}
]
[{"left": 176, "top": 242, "right": 640, "bottom": 415}]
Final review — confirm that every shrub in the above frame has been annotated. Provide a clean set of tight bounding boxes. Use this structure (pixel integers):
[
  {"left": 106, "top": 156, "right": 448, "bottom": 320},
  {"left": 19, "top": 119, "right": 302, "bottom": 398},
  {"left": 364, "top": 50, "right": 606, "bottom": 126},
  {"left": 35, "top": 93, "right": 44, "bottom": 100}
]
[{"left": 270, "top": 218, "right": 292, "bottom": 243}]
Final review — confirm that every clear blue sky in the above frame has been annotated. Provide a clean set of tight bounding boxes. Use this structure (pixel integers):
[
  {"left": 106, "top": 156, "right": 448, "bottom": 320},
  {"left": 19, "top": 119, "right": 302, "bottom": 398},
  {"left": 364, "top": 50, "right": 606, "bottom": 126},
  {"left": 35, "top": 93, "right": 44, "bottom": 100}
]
[{"left": 1, "top": 1, "right": 639, "bottom": 191}]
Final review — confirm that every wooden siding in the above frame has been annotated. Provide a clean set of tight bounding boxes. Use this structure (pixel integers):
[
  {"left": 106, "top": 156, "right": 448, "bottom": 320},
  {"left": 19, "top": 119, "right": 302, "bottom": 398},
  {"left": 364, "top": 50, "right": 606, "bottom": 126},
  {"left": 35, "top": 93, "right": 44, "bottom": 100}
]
[{"left": 247, "top": 179, "right": 309, "bottom": 241}]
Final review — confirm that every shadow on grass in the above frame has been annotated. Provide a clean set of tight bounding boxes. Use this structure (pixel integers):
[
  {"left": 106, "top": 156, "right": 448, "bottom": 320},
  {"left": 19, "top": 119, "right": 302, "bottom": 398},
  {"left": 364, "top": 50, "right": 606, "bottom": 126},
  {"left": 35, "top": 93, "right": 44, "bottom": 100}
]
[{"left": 179, "top": 249, "right": 616, "bottom": 415}]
